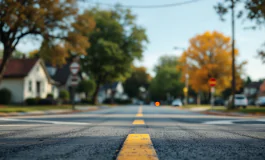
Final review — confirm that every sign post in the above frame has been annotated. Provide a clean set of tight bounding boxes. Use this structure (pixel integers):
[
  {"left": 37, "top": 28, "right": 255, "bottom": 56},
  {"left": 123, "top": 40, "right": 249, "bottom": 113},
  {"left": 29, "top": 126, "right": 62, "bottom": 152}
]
[
  {"left": 209, "top": 78, "right": 216, "bottom": 111},
  {"left": 70, "top": 62, "right": 80, "bottom": 110}
]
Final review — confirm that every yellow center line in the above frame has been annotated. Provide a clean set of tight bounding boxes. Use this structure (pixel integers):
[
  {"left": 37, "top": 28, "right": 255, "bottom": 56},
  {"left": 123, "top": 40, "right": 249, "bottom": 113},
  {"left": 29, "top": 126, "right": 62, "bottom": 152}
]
[
  {"left": 136, "top": 113, "right": 143, "bottom": 117},
  {"left": 132, "top": 120, "right": 145, "bottom": 125},
  {"left": 117, "top": 134, "right": 159, "bottom": 160},
  {"left": 136, "top": 106, "right": 143, "bottom": 117}
]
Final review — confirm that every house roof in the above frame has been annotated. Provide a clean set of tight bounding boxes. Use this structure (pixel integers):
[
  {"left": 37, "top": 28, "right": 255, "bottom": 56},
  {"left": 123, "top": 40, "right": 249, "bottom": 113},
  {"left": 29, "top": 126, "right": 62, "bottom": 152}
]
[
  {"left": 0, "top": 58, "right": 38, "bottom": 78},
  {"left": 245, "top": 82, "right": 262, "bottom": 88},
  {"left": 52, "top": 64, "right": 71, "bottom": 85},
  {"left": 100, "top": 82, "right": 120, "bottom": 91}
]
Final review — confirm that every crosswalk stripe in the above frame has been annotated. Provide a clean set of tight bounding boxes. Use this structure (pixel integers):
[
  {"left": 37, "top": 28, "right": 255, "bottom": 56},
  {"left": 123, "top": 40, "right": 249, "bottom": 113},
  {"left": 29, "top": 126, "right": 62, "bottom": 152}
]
[{"left": 116, "top": 134, "right": 159, "bottom": 160}]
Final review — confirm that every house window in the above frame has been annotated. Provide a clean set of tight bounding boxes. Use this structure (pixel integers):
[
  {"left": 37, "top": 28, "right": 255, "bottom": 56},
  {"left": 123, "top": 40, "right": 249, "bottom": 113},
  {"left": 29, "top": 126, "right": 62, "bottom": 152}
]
[{"left": 28, "top": 80, "right": 32, "bottom": 92}]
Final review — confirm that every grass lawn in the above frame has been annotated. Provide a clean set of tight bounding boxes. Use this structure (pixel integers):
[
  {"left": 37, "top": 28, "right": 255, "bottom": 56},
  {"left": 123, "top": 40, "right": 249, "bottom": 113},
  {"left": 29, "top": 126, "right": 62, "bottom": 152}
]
[
  {"left": 211, "top": 106, "right": 265, "bottom": 114},
  {"left": 181, "top": 105, "right": 265, "bottom": 114},
  {"left": 181, "top": 105, "right": 211, "bottom": 109},
  {"left": 0, "top": 105, "right": 72, "bottom": 113}
]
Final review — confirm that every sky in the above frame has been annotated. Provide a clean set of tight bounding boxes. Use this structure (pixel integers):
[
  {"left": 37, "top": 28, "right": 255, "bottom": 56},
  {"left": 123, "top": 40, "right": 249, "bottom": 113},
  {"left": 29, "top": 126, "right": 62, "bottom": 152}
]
[{"left": 8, "top": 0, "right": 265, "bottom": 81}]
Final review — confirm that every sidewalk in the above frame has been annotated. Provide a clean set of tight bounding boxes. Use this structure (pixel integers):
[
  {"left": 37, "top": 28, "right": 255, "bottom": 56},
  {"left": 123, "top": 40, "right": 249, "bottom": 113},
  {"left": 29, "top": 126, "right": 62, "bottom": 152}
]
[{"left": 0, "top": 105, "right": 109, "bottom": 117}]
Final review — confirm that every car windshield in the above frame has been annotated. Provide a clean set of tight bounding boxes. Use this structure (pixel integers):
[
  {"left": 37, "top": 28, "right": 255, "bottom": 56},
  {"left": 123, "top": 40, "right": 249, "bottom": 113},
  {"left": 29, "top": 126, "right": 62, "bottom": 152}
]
[{"left": 235, "top": 96, "right": 245, "bottom": 99}]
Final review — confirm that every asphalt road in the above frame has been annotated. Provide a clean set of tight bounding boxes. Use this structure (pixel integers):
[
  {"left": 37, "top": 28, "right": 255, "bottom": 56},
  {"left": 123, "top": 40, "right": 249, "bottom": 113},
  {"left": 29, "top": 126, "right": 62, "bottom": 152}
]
[{"left": 0, "top": 105, "right": 265, "bottom": 160}]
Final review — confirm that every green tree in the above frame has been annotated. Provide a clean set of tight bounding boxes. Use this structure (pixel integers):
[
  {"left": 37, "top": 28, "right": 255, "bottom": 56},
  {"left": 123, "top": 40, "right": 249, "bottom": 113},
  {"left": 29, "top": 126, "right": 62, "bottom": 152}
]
[
  {"left": 215, "top": 0, "right": 265, "bottom": 62},
  {"left": 76, "top": 80, "right": 96, "bottom": 99},
  {"left": 59, "top": 90, "right": 70, "bottom": 101},
  {"left": 123, "top": 66, "right": 151, "bottom": 99},
  {"left": 0, "top": 0, "right": 93, "bottom": 82},
  {"left": 149, "top": 55, "right": 184, "bottom": 101},
  {"left": 80, "top": 7, "right": 148, "bottom": 104}
]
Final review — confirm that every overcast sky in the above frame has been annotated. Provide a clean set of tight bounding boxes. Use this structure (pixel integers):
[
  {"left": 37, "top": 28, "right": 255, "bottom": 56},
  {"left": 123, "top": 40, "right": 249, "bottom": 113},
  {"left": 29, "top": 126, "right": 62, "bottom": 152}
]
[{"left": 5, "top": 0, "right": 265, "bottom": 81}]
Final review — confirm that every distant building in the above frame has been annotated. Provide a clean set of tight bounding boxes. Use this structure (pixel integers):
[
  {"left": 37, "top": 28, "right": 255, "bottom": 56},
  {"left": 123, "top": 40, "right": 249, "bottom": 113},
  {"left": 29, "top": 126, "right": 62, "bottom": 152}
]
[
  {"left": 244, "top": 81, "right": 265, "bottom": 104},
  {"left": 0, "top": 58, "right": 58, "bottom": 103},
  {"left": 98, "top": 82, "right": 128, "bottom": 103},
  {"left": 46, "top": 63, "right": 86, "bottom": 102},
  {"left": 244, "top": 81, "right": 262, "bottom": 97}
]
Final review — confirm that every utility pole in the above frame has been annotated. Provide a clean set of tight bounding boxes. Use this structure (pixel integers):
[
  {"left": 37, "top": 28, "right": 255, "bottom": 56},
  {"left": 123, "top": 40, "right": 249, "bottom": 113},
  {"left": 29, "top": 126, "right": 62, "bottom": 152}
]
[{"left": 231, "top": 0, "right": 236, "bottom": 109}]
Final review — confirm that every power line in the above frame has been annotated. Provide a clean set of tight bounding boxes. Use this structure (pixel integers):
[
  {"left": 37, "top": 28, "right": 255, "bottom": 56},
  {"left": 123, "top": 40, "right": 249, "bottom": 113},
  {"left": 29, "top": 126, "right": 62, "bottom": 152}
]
[{"left": 82, "top": 0, "right": 202, "bottom": 9}]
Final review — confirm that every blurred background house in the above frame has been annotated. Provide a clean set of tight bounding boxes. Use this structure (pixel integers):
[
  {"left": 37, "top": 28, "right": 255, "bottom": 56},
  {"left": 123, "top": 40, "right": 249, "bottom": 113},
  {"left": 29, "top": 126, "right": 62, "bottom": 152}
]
[
  {"left": 98, "top": 82, "right": 128, "bottom": 104},
  {"left": 0, "top": 58, "right": 58, "bottom": 103}
]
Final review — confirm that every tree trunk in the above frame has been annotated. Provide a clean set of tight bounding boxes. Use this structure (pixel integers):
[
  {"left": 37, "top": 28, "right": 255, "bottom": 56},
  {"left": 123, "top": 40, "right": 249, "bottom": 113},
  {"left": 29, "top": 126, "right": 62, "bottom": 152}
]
[
  {"left": 92, "top": 82, "right": 100, "bottom": 105},
  {"left": 0, "top": 47, "right": 13, "bottom": 83}
]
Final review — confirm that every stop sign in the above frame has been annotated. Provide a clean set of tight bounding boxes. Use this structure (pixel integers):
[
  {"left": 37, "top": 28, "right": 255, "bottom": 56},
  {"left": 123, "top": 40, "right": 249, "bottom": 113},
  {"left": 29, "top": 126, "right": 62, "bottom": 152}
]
[
  {"left": 209, "top": 78, "right": 216, "bottom": 87},
  {"left": 70, "top": 62, "right": 80, "bottom": 75}
]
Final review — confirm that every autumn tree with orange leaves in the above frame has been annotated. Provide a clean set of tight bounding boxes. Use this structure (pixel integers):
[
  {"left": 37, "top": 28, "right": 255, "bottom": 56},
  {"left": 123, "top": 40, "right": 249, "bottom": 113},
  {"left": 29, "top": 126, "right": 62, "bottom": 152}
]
[
  {"left": 179, "top": 31, "right": 246, "bottom": 98},
  {"left": 0, "top": 0, "right": 95, "bottom": 82}
]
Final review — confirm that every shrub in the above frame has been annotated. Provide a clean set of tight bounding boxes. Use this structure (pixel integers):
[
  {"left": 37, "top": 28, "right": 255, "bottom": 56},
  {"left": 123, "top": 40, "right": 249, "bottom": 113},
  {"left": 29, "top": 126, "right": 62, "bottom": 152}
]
[
  {"left": 25, "top": 98, "right": 38, "bottom": 105},
  {"left": 103, "top": 98, "right": 132, "bottom": 104},
  {"left": 103, "top": 98, "right": 112, "bottom": 104},
  {"left": 38, "top": 98, "right": 54, "bottom": 105},
  {"left": 46, "top": 93, "right": 54, "bottom": 99},
  {"left": 59, "top": 89, "right": 70, "bottom": 101},
  {"left": 80, "top": 98, "right": 93, "bottom": 104},
  {"left": 0, "top": 88, "right": 12, "bottom": 104}
]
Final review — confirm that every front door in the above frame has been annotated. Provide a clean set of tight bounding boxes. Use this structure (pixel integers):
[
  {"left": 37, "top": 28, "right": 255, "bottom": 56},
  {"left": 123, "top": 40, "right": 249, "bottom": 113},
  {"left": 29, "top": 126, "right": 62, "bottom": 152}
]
[{"left": 36, "top": 81, "right": 41, "bottom": 97}]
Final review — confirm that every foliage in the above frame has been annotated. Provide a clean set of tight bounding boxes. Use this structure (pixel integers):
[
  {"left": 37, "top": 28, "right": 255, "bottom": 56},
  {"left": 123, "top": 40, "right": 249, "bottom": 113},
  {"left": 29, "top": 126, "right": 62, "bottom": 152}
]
[
  {"left": 0, "top": 49, "right": 25, "bottom": 58},
  {"left": 123, "top": 66, "right": 151, "bottom": 99},
  {"left": 80, "top": 7, "right": 148, "bottom": 104},
  {"left": 149, "top": 55, "right": 184, "bottom": 101},
  {"left": 103, "top": 98, "right": 132, "bottom": 104},
  {"left": 179, "top": 31, "right": 246, "bottom": 95},
  {"left": 76, "top": 79, "right": 96, "bottom": 98},
  {"left": 25, "top": 98, "right": 38, "bottom": 106},
  {"left": 214, "top": 0, "right": 265, "bottom": 62},
  {"left": 46, "top": 93, "right": 54, "bottom": 99},
  {"left": 0, "top": 0, "right": 94, "bottom": 81},
  {"left": 0, "top": 88, "right": 12, "bottom": 104},
  {"left": 59, "top": 90, "right": 70, "bottom": 101}
]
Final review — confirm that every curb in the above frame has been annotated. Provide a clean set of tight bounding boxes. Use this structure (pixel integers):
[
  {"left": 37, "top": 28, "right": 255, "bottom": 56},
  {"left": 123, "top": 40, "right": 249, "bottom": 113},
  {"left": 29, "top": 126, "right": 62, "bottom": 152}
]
[
  {"left": 200, "top": 111, "right": 265, "bottom": 117},
  {"left": 0, "top": 107, "right": 102, "bottom": 117}
]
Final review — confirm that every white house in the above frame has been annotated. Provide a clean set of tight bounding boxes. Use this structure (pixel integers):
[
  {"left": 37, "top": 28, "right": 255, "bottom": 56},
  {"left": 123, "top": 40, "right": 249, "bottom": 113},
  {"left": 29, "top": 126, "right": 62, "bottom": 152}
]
[
  {"left": 98, "top": 82, "right": 128, "bottom": 103},
  {"left": 0, "top": 58, "right": 59, "bottom": 103}
]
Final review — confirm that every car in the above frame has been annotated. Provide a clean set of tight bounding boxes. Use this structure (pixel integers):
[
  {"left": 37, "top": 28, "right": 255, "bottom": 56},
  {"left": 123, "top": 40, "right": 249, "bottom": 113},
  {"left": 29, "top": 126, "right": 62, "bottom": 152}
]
[
  {"left": 171, "top": 99, "right": 182, "bottom": 107},
  {"left": 214, "top": 98, "right": 225, "bottom": 106},
  {"left": 255, "top": 96, "right": 265, "bottom": 107},
  {"left": 226, "top": 94, "right": 248, "bottom": 109}
]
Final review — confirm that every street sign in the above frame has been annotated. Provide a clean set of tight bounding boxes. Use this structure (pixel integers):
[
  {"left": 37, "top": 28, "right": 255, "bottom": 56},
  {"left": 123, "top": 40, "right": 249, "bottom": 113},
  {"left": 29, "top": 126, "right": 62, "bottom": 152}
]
[
  {"left": 209, "top": 78, "right": 216, "bottom": 87},
  {"left": 70, "top": 62, "right": 80, "bottom": 75},
  {"left": 211, "top": 87, "right": 215, "bottom": 93},
  {"left": 183, "top": 87, "right": 188, "bottom": 93},
  {"left": 70, "top": 75, "right": 79, "bottom": 86}
]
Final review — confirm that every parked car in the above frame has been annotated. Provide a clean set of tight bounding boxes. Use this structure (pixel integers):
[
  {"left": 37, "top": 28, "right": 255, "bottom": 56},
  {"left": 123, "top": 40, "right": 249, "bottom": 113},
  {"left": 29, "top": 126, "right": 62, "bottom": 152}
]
[
  {"left": 255, "top": 96, "right": 265, "bottom": 107},
  {"left": 214, "top": 98, "right": 225, "bottom": 106},
  {"left": 226, "top": 94, "right": 248, "bottom": 109},
  {"left": 171, "top": 99, "right": 182, "bottom": 107}
]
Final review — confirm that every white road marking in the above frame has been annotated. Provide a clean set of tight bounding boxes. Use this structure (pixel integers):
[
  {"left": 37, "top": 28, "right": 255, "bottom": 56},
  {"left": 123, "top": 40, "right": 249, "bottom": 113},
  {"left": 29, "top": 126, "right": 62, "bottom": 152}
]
[
  {"left": 0, "top": 124, "right": 43, "bottom": 127},
  {"left": 0, "top": 118, "right": 91, "bottom": 125},
  {"left": 203, "top": 119, "right": 265, "bottom": 125}
]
